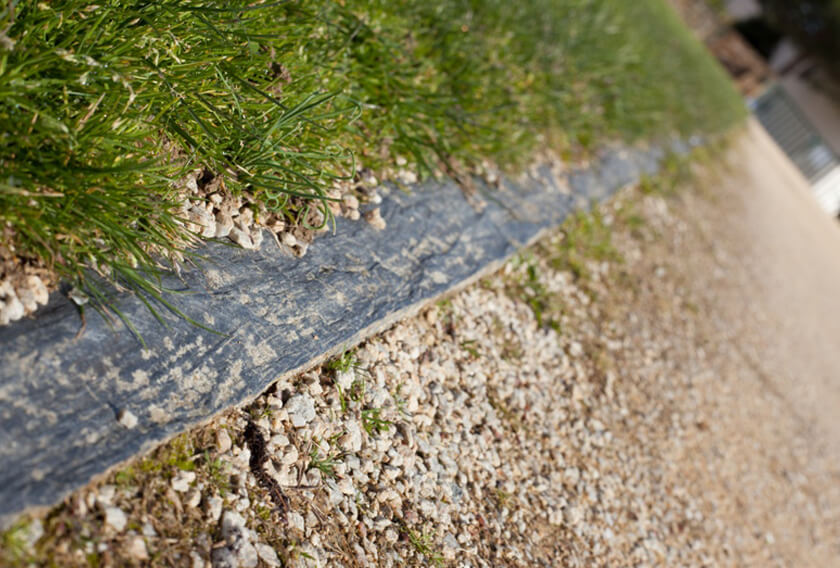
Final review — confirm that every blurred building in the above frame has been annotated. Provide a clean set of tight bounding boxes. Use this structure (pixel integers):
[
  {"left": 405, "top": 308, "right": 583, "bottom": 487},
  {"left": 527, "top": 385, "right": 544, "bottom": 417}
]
[
  {"left": 671, "top": 0, "right": 840, "bottom": 215},
  {"left": 726, "top": 0, "right": 840, "bottom": 215}
]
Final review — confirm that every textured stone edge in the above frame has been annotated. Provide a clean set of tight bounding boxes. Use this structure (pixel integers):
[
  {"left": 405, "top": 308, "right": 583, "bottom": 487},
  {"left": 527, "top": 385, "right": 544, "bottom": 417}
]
[{"left": 0, "top": 141, "right": 691, "bottom": 529}]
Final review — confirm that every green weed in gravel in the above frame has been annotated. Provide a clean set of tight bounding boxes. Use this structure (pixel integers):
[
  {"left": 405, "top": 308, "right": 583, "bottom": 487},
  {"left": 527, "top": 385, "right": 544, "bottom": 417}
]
[
  {"left": 402, "top": 524, "right": 444, "bottom": 567},
  {"left": 551, "top": 207, "right": 623, "bottom": 282},
  {"left": 308, "top": 430, "right": 349, "bottom": 479},
  {"left": 0, "top": 519, "right": 32, "bottom": 566},
  {"left": 361, "top": 406, "right": 391, "bottom": 436}
]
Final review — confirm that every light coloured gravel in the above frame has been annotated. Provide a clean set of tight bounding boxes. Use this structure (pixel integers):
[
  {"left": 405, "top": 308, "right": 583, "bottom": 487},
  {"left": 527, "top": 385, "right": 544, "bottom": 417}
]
[{"left": 4, "top": 125, "right": 840, "bottom": 567}]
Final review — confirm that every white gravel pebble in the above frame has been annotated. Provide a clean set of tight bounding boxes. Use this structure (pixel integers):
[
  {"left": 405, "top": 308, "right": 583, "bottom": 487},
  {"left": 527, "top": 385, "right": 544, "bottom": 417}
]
[
  {"left": 339, "top": 421, "right": 363, "bottom": 453},
  {"left": 281, "top": 232, "right": 298, "bottom": 248},
  {"left": 16, "top": 286, "right": 37, "bottom": 312},
  {"left": 255, "top": 542, "right": 280, "bottom": 567},
  {"left": 190, "top": 551, "right": 205, "bottom": 568},
  {"left": 211, "top": 547, "right": 237, "bottom": 568},
  {"left": 218, "top": 511, "right": 258, "bottom": 568},
  {"left": 342, "top": 194, "right": 359, "bottom": 210},
  {"left": 117, "top": 409, "right": 138, "bottom": 429},
  {"left": 205, "top": 495, "right": 223, "bottom": 522},
  {"left": 125, "top": 535, "right": 149, "bottom": 561},
  {"left": 27, "top": 275, "right": 49, "bottom": 306},
  {"left": 215, "top": 212, "right": 234, "bottom": 238},
  {"left": 336, "top": 368, "right": 355, "bottom": 390},
  {"left": 288, "top": 511, "right": 305, "bottom": 534},
  {"left": 171, "top": 470, "right": 196, "bottom": 492},
  {"left": 4, "top": 294, "right": 24, "bottom": 321},
  {"left": 285, "top": 394, "right": 316, "bottom": 427},
  {"left": 364, "top": 207, "right": 386, "bottom": 230},
  {"left": 188, "top": 206, "right": 217, "bottom": 238},
  {"left": 228, "top": 226, "right": 255, "bottom": 249},
  {"left": 103, "top": 506, "right": 127, "bottom": 532},
  {"left": 96, "top": 485, "right": 116, "bottom": 507},
  {"left": 216, "top": 429, "right": 232, "bottom": 454},
  {"left": 185, "top": 488, "right": 202, "bottom": 508}
]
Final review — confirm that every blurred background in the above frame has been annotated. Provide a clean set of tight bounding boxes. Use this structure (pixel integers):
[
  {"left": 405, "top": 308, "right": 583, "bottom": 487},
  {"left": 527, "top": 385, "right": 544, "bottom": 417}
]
[{"left": 671, "top": 0, "right": 840, "bottom": 216}]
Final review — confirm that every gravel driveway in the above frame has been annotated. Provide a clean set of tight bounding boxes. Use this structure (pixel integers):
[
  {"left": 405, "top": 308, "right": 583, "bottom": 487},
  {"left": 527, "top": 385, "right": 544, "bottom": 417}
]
[{"left": 4, "top": 119, "right": 840, "bottom": 567}]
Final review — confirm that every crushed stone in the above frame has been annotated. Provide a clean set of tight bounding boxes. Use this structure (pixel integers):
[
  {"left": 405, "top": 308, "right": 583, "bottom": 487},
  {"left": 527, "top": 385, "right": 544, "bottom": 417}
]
[{"left": 8, "top": 161, "right": 840, "bottom": 567}]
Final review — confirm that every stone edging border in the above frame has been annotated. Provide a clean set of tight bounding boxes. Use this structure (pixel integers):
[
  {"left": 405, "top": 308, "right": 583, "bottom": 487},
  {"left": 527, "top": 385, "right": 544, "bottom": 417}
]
[{"left": 0, "top": 141, "right": 691, "bottom": 529}]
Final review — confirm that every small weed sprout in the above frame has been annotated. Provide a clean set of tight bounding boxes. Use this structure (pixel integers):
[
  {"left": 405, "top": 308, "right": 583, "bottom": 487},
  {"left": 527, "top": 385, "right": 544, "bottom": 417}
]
[
  {"left": 361, "top": 408, "right": 392, "bottom": 436},
  {"left": 138, "top": 433, "right": 196, "bottom": 476},
  {"left": 435, "top": 297, "right": 453, "bottom": 312},
  {"left": 308, "top": 438, "right": 340, "bottom": 479},
  {"left": 336, "top": 383, "right": 349, "bottom": 414},
  {"left": 325, "top": 350, "right": 359, "bottom": 374},
  {"left": 255, "top": 503, "right": 273, "bottom": 522},
  {"left": 0, "top": 519, "right": 33, "bottom": 565},
  {"left": 392, "top": 383, "right": 410, "bottom": 417},
  {"left": 286, "top": 542, "right": 317, "bottom": 563},
  {"left": 336, "top": 374, "right": 367, "bottom": 414},
  {"left": 328, "top": 349, "right": 370, "bottom": 413},
  {"left": 402, "top": 525, "right": 444, "bottom": 566},
  {"left": 494, "top": 488, "right": 512, "bottom": 507},
  {"left": 247, "top": 404, "right": 273, "bottom": 422},
  {"left": 460, "top": 339, "right": 480, "bottom": 358},
  {"left": 349, "top": 378, "right": 367, "bottom": 403},
  {"left": 507, "top": 253, "right": 561, "bottom": 332},
  {"left": 205, "top": 451, "right": 231, "bottom": 496},
  {"left": 113, "top": 466, "right": 137, "bottom": 489}
]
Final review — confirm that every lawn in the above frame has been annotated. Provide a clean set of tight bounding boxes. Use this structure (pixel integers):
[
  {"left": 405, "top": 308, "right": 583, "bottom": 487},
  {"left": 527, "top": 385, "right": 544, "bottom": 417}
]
[{"left": 0, "top": 0, "right": 744, "bottom": 325}]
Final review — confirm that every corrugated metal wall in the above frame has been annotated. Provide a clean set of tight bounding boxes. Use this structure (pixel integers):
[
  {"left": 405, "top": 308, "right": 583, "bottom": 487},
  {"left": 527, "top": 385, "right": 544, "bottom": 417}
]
[
  {"left": 753, "top": 84, "right": 840, "bottom": 215},
  {"left": 754, "top": 84, "right": 838, "bottom": 182}
]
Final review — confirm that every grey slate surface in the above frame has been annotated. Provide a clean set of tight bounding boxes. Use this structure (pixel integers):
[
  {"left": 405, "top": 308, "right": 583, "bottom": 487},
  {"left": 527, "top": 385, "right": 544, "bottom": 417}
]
[{"left": 0, "top": 145, "right": 671, "bottom": 528}]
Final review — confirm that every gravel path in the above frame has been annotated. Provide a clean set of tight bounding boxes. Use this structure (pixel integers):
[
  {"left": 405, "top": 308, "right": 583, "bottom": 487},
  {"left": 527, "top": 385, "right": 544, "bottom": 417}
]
[{"left": 4, "top": 120, "right": 840, "bottom": 567}]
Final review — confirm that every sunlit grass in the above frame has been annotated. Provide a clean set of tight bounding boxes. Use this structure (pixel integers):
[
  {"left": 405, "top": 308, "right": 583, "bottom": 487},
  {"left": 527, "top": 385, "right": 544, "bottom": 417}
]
[{"left": 0, "top": 0, "right": 744, "bottom": 326}]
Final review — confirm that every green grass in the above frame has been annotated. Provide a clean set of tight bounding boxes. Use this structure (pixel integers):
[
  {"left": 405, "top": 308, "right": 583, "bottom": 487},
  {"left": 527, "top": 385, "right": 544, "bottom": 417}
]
[
  {"left": 0, "top": 519, "right": 32, "bottom": 566},
  {"left": 135, "top": 432, "right": 196, "bottom": 476},
  {"left": 325, "top": 349, "right": 359, "bottom": 374},
  {"left": 504, "top": 139, "right": 731, "bottom": 337},
  {"left": 336, "top": 376, "right": 366, "bottom": 414},
  {"left": 506, "top": 204, "right": 624, "bottom": 327},
  {"left": 506, "top": 251, "right": 563, "bottom": 331},
  {"left": 402, "top": 524, "right": 444, "bottom": 566},
  {"left": 0, "top": 0, "right": 744, "bottom": 325},
  {"left": 308, "top": 437, "right": 339, "bottom": 479},
  {"left": 460, "top": 338, "right": 481, "bottom": 358},
  {"left": 361, "top": 406, "right": 391, "bottom": 436},
  {"left": 552, "top": 207, "right": 623, "bottom": 281},
  {"left": 204, "top": 450, "right": 231, "bottom": 496}
]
